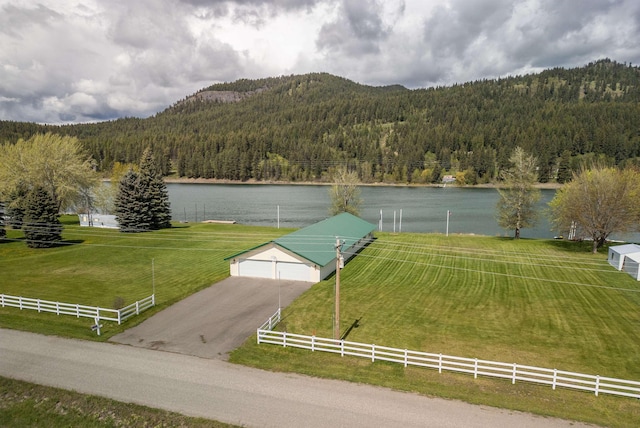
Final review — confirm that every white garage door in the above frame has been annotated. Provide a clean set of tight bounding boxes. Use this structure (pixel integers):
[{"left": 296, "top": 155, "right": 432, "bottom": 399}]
[
  {"left": 277, "top": 262, "right": 311, "bottom": 282},
  {"left": 238, "top": 260, "right": 273, "bottom": 279}
]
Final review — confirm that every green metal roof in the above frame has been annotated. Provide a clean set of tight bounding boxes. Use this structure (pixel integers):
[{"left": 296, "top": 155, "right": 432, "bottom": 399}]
[{"left": 225, "top": 212, "right": 376, "bottom": 266}]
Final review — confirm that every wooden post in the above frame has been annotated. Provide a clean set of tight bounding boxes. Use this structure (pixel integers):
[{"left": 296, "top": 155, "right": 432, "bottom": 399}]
[{"left": 334, "top": 237, "right": 341, "bottom": 340}]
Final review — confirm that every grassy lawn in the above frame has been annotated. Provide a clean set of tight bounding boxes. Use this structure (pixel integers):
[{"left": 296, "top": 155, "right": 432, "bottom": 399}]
[
  {"left": 0, "top": 216, "right": 290, "bottom": 339},
  {"left": 2, "top": 220, "right": 640, "bottom": 426},
  {"left": 0, "top": 376, "right": 237, "bottom": 427},
  {"left": 230, "top": 233, "right": 640, "bottom": 427}
]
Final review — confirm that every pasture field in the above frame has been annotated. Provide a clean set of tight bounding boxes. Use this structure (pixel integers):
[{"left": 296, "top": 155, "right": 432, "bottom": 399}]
[{"left": 2, "top": 219, "right": 639, "bottom": 426}]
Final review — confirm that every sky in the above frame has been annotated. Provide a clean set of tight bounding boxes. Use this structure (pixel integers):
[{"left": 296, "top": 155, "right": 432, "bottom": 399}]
[{"left": 1, "top": 0, "right": 639, "bottom": 124}]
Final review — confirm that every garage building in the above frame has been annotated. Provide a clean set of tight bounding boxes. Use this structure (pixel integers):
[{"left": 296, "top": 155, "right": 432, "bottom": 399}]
[{"left": 226, "top": 212, "right": 376, "bottom": 283}]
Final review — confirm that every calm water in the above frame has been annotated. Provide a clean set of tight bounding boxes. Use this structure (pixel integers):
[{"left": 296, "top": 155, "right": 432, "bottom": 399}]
[{"left": 167, "top": 183, "right": 558, "bottom": 239}]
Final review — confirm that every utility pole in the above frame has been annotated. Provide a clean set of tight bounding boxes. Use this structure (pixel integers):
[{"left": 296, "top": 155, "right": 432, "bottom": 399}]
[{"left": 334, "top": 237, "right": 343, "bottom": 340}]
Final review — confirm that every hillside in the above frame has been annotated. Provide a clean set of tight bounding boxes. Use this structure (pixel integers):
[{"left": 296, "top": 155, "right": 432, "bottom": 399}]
[{"left": 1, "top": 59, "right": 639, "bottom": 184}]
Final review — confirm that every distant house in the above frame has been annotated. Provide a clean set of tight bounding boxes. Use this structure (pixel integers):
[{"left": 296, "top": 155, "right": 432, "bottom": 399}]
[
  {"left": 442, "top": 175, "right": 456, "bottom": 184},
  {"left": 78, "top": 214, "right": 119, "bottom": 229},
  {"left": 225, "top": 212, "right": 376, "bottom": 283},
  {"left": 608, "top": 244, "right": 640, "bottom": 280}
]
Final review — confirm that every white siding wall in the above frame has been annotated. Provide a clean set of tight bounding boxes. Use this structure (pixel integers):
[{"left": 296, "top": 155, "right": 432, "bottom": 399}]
[
  {"left": 229, "top": 246, "right": 318, "bottom": 282},
  {"left": 622, "top": 254, "right": 640, "bottom": 280}
]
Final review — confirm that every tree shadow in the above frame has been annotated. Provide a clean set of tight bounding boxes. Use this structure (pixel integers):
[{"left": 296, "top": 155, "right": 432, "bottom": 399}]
[{"left": 546, "top": 239, "right": 600, "bottom": 254}]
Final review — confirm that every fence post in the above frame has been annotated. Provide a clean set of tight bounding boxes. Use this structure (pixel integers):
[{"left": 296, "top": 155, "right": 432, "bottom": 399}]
[
  {"left": 37, "top": 299, "right": 41, "bottom": 313},
  {"left": 19, "top": 296, "right": 23, "bottom": 310},
  {"left": 474, "top": 358, "right": 478, "bottom": 379},
  {"left": 595, "top": 375, "right": 600, "bottom": 396},
  {"left": 311, "top": 335, "right": 315, "bottom": 352},
  {"left": 552, "top": 369, "right": 557, "bottom": 390},
  {"left": 404, "top": 349, "right": 408, "bottom": 368},
  {"left": 512, "top": 363, "right": 517, "bottom": 384},
  {"left": 1, "top": 294, "right": 3, "bottom": 307},
  {"left": 283, "top": 331, "right": 287, "bottom": 348},
  {"left": 438, "top": 354, "right": 442, "bottom": 374},
  {"left": 56, "top": 301, "right": 60, "bottom": 315},
  {"left": 341, "top": 339, "right": 344, "bottom": 357},
  {"left": 76, "top": 303, "right": 80, "bottom": 318},
  {"left": 136, "top": 301, "right": 140, "bottom": 315},
  {"left": 117, "top": 309, "right": 122, "bottom": 325},
  {"left": 372, "top": 344, "right": 375, "bottom": 362}
]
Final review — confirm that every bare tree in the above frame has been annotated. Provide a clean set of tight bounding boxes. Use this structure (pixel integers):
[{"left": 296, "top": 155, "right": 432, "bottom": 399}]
[
  {"left": 496, "top": 147, "right": 541, "bottom": 239},
  {"left": 549, "top": 166, "right": 640, "bottom": 253},
  {"left": 328, "top": 167, "right": 362, "bottom": 216}
]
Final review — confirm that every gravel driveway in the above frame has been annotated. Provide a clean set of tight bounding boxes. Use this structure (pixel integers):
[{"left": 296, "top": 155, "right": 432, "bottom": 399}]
[{"left": 110, "top": 276, "right": 314, "bottom": 359}]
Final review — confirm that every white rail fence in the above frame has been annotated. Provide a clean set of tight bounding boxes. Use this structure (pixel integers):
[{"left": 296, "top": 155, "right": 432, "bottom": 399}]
[
  {"left": 0, "top": 293, "right": 155, "bottom": 325},
  {"left": 257, "top": 311, "right": 640, "bottom": 400}
]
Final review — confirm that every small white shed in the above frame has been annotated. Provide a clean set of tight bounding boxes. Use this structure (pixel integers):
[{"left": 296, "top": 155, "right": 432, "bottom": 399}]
[
  {"left": 622, "top": 252, "right": 640, "bottom": 281},
  {"left": 607, "top": 244, "right": 640, "bottom": 271}
]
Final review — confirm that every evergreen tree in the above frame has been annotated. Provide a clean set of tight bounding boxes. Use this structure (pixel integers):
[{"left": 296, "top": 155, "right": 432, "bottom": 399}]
[
  {"left": 496, "top": 147, "right": 541, "bottom": 239},
  {"left": 5, "top": 186, "right": 28, "bottom": 229},
  {"left": 22, "top": 186, "right": 62, "bottom": 248},
  {"left": 139, "top": 147, "right": 171, "bottom": 229},
  {"left": 556, "top": 150, "right": 573, "bottom": 183},
  {"left": 0, "top": 201, "right": 5, "bottom": 239},
  {"left": 114, "top": 170, "right": 152, "bottom": 232}
]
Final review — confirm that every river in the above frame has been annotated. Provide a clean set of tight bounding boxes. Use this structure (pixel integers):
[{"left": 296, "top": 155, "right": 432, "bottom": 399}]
[{"left": 166, "top": 183, "right": 558, "bottom": 239}]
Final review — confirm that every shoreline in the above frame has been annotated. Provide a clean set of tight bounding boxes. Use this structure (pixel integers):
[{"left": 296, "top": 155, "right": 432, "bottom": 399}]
[{"left": 161, "top": 176, "right": 562, "bottom": 190}]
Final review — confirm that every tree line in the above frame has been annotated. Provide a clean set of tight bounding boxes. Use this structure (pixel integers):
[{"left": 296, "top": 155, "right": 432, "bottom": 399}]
[{"left": 1, "top": 59, "right": 639, "bottom": 185}]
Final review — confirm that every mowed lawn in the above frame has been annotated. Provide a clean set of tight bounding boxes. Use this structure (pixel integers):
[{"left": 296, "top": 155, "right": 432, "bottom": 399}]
[
  {"left": 230, "top": 233, "right": 640, "bottom": 427},
  {"left": 260, "top": 233, "right": 640, "bottom": 380},
  {"left": 2, "top": 220, "right": 640, "bottom": 426},
  {"left": 0, "top": 217, "right": 289, "bottom": 338}
]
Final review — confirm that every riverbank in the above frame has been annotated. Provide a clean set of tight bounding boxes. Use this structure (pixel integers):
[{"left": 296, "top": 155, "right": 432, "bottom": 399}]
[{"left": 162, "top": 176, "right": 562, "bottom": 190}]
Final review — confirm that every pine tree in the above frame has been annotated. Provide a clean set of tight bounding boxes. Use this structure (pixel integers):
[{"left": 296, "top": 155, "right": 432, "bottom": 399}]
[
  {"left": 22, "top": 186, "right": 62, "bottom": 248},
  {"left": 0, "top": 201, "right": 6, "bottom": 239},
  {"left": 139, "top": 147, "right": 171, "bottom": 229},
  {"left": 114, "top": 170, "right": 152, "bottom": 232},
  {"left": 5, "top": 186, "right": 27, "bottom": 229},
  {"left": 557, "top": 150, "right": 573, "bottom": 183}
]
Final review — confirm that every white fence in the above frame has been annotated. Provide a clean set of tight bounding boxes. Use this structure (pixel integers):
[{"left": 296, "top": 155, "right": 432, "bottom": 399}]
[
  {"left": 257, "top": 312, "right": 640, "bottom": 400},
  {"left": 0, "top": 294, "right": 155, "bottom": 325}
]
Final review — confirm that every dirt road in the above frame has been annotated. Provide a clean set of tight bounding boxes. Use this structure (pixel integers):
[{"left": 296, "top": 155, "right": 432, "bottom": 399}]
[{"left": 0, "top": 328, "right": 591, "bottom": 428}]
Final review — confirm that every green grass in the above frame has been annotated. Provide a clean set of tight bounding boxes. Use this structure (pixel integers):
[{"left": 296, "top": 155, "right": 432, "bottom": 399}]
[
  {"left": 3, "top": 221, "right": 640, "bottom": 426},
  {"left": 230, "top": 233, "right": 640, "bottom": 427},
  {"left": 0, "top": 376, "right": 237, "bottom": 427},
  {"left": 0, "top": 216, "right": 290, "bottom": 339}
]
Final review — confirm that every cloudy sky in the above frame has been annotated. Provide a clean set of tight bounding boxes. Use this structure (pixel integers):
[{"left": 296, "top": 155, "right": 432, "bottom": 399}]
[{"left": 1, "top": 0, "right": 639, "bottom": 124}]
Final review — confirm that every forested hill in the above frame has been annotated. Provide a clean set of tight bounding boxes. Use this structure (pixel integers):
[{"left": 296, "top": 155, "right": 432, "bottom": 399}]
[{"left": 2, "top": 58, "right": 640, "bottom": 184}]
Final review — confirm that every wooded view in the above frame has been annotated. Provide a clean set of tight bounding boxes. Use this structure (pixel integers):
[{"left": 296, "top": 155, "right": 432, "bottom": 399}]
[{"left": 1, "top": 59, "right": 639, "bottom": 185}]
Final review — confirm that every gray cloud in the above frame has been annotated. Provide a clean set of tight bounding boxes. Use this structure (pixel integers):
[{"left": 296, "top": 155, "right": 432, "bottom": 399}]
[
  {"left": 1, "top": 0, "right": 640, "bottom": 124},
  {"left": 317, "top": 0, "right": 398, "bottom": 55}
]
